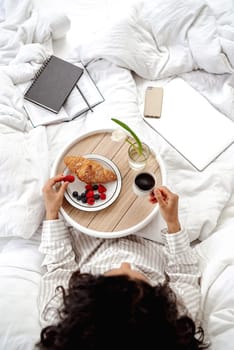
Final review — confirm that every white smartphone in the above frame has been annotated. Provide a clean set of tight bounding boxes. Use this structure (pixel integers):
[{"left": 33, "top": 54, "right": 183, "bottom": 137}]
[{"left": 144, "top": 86, "right": 163, "bottom": 118}]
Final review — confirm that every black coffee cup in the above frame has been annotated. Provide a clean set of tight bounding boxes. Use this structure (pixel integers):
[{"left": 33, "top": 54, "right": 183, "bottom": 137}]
[{"left": 133, "top": 172, "right": 156, "bottom": 196}]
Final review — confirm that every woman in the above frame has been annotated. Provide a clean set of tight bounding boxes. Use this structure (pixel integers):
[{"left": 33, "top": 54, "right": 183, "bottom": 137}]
[{"left": 37, "top": 174, "right": 207, "bottom": 350}]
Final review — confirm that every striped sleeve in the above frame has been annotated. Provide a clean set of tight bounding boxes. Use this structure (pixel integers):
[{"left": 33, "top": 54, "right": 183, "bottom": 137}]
[
  {"left": 38, "top": 219, "right": 78, "bottom": 327},
  {"left": 161, "top": 228, "right": 201, "bottom": 322}
]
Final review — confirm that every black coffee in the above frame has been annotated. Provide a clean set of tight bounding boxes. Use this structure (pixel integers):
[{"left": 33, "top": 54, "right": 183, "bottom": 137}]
[{"left": 135, "top": 173, "right": 155, "bottom": 191}]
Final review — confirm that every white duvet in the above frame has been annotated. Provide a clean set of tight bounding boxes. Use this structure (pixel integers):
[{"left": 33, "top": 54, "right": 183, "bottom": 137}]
[
  {"left": 0, "top": 0, "right": 234, "bottom": 349},
  {"left": 75, "top": 0, "right": 234, "bottom": 120}
]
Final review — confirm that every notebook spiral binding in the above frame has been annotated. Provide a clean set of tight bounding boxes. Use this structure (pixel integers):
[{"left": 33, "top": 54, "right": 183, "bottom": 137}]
[{"left": 24, "top": 55, "right": 52, "bottom": 96}]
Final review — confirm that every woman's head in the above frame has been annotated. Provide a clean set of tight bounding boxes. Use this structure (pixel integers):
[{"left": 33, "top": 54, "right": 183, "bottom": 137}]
[{"left": 37, "top": 272, "right": 205, "bottom": 350}]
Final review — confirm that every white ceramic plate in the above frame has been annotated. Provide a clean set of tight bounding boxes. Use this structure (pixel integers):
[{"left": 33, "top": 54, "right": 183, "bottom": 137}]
[{"left": 64, "top": 154, "right": 122, "bottom": 212}]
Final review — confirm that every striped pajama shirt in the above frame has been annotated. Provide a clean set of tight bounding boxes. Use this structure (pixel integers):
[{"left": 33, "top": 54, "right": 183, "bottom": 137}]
[{"left": 38, "top": 219, "right": 201, "bottom": 328}]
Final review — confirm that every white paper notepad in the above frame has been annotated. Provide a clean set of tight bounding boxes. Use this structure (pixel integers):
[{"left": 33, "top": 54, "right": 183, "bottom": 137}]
[{"left": 144, "top": 78, "right": 234, "bottom": 171}]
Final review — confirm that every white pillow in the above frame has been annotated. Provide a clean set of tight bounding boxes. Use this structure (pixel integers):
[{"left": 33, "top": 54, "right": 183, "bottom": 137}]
[
  {"left": 204, "top": 265, "right": 234, "bottom": 350},
  {"left": 0, "top": 230, "right": 43, "bottom": 350},
  {"left": 195, "top": 221, "right": 234, "bottom": 349},
  {"left": 0, "top": 127, "right": 49, "bottom": 238}
]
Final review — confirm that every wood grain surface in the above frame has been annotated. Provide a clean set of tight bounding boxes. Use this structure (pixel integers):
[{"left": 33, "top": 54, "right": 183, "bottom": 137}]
[{"left": 56, "top": 131, "right": 162, "bottom": 234}]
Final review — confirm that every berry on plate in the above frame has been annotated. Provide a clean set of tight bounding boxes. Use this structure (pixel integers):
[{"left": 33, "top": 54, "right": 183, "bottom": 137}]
[
  {"left": 63, "top": 175, "right": 75, "bottom": 183},
  {"left": 98, "top": 184, "right": 107, "bottom": 193},
  {"left": 100, "top": 193, "right": 106, "bottom": 200},
  {"left": 87, "top": 197, "right": 95, "bottom": 205},
  {"left": 72, "top": 183, "right": 108, "bottom": 205},
  {"left": 86, "top": 190, "right": 94, "bottom": 198}
]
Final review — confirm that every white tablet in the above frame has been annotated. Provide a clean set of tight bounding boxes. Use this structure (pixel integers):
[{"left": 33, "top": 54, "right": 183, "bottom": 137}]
[{"left": 144, "top": 78, "right": 234, "bottom": 171}]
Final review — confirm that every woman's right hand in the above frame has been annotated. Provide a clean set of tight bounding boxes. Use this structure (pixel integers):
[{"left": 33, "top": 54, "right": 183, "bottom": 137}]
[
  {"left": 149, "top": 186, "right": 181, "bottom": 233},
  {"left": 42, "top": 174, "right": 69, "bottom": 220}
]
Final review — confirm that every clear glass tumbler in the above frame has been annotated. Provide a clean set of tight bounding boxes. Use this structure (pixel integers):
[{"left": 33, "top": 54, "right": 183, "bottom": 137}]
[{"left": 128, "top": 142, "right": 150, "bottom": 171}]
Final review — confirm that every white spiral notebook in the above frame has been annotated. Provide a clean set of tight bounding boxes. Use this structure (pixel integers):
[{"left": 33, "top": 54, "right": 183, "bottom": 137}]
[
  {"left": 24, "top": 55, "right": 84, "bottom": 113},
  {"left": 18, "top": 62, "right": 104, "bottom": 127},
  {"left": 144, "top": 78, "right": 234, "bottom": 171}
]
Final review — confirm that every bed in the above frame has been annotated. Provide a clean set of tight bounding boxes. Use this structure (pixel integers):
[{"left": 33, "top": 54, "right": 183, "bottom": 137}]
[{"left": 0, "top": 0, "right": 234, "bottom": 348}]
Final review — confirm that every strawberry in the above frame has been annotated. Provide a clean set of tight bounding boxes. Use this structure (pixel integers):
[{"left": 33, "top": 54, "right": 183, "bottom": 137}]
[
  {"left": 63, "top": 175, "right": 75, "bottom": 183},
  {"left": 100, "top": 193, "right": 106, "bottom": 200},
  {"left": 98, "top": 184, "right": 107, "bottom": 193},
  {"left": 87, "top": 197, "right": 95, "bottom": 205}
]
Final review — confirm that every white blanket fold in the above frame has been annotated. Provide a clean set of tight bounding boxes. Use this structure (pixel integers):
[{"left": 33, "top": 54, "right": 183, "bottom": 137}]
[
  {"left": 77, "top": 0, "right": 234, "bottom": 79},
  {"left": 0, "top": 0, "right": 70, "bottom": 65},
  {"left": 74, "top": 0, "right": 234, "bottom": 120}
]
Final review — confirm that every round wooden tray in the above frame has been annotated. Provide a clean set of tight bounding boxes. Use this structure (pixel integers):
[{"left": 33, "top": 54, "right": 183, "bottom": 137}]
[{"left": 51, "top": 129, "right": 166, "bottom": 238}]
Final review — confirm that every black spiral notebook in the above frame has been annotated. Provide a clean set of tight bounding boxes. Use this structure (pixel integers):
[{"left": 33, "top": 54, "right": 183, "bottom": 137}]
[{"left": 24, "top": 55, "right": 84, "bottom": 113}]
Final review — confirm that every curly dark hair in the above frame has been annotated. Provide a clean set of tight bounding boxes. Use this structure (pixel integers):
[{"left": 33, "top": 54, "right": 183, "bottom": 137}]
[{"left": 37, "top": 271, "right": 207, "bottom": 350}]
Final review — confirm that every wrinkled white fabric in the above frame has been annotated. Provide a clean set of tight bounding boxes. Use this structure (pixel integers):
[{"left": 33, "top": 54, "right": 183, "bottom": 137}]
[
  {"left": 0, "top": 127, "right": 49, "bottom": 238},
  {"left": 76, "top": 0, "right": 234, "bottom": 77},
  {"left": 73, "top": 0, "right": 234, "bottom": 120}
]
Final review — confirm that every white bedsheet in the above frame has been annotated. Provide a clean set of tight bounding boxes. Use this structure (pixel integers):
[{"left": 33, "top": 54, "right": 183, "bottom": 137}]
[
  {"left": 74, "top": 0, "right": 234, "bottom": 121},
  {"left": 0, "top": 0, "right": 234, "bottom": 349}
]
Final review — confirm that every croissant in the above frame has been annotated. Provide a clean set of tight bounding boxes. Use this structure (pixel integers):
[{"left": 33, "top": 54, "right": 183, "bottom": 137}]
[{"left": 64, "top": 155, "right": 117, "bottom": 184}]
